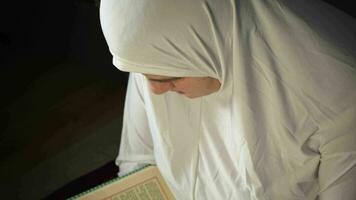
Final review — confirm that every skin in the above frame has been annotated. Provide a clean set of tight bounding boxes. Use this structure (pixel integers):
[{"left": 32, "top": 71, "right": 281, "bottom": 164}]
[{"left": 144, "top": 74, "right": 221, "bottom": 98}]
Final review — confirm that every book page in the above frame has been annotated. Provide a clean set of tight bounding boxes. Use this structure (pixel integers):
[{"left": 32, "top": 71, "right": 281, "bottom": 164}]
[{"left": 74, "top": 166, "right": 175, "bottom": 200}]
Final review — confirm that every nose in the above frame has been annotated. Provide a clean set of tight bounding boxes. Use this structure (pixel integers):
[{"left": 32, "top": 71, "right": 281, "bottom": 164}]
[
  {"left": 149, "top": 82, "right": 173, "bottom": 94},
  {"left": 169, "top": 85, "right": 180, "bottom": 92}
]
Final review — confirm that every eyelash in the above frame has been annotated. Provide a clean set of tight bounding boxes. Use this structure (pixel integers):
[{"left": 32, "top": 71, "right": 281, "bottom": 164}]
[{"left": 150, "top": 78, "right": 183, "bottom": 84}]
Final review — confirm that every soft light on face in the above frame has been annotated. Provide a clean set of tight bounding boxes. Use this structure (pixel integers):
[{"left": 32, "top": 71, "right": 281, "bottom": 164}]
[{"left": 144, "top": 74, "right": 221, "bottom": 98}]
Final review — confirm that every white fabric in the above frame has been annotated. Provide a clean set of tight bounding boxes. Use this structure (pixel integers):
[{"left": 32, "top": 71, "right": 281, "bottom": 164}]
[{"left": 100, "top": 0, "right": 356, "bottom": 199}]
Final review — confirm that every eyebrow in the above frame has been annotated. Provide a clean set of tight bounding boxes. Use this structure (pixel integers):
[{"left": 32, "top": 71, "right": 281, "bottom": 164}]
[{"left": 146, "top": 77, "right": 182, "bottom": 83}]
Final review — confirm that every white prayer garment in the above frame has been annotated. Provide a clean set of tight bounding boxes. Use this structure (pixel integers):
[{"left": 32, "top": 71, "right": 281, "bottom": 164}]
[{"left": 100, "top": 0, "right": 356, "bottom": 199}]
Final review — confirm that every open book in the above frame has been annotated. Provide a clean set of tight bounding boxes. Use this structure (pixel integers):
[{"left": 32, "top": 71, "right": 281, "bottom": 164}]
[{"left": 69, "top": 165, "right": 176, "bottom": 200}]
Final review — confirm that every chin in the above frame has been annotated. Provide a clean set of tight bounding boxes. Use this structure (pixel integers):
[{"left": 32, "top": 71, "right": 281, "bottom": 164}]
[
  {"left": 184, "top": 93, "right": 204, "bottom": 99},
  {"left": 185, "top": 91, "right": 218, "bottom": 99}
]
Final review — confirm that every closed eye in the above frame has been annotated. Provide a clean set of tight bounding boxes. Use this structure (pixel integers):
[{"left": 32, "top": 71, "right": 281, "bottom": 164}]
[{"left": 147, "top": 77, "right": 182, "bottom": 83}]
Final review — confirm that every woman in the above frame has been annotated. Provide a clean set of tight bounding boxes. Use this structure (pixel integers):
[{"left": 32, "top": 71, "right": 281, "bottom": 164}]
[{"left": 100, "top": 0, "right": 356, "bottom": 199}]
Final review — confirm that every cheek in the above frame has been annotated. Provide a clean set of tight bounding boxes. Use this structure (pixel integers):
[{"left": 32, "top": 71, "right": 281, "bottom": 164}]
[
  {"left": 174, "top": 78, "right": 209, "bottom": 96},
  {"left": 174, "top": 79, "right": 195, "bottom": 92}
]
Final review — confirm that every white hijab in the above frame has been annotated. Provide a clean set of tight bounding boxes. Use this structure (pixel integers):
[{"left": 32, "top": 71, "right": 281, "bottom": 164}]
[{"left": 100, "top": 0, "right": 356, "bottom": 199}]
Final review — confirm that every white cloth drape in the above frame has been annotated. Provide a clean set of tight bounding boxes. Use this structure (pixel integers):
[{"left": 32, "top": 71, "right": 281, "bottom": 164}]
[{"left": 100, "top": 0, "right": 356, "bottom": 199}]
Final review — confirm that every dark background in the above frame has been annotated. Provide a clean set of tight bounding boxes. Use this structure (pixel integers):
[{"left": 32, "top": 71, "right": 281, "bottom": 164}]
[
  {"left": 0, "top": 0, "right": 355, "bottom": 199},
  {"left": 0, "top": 0, "right": 127, "bottom": 199}
]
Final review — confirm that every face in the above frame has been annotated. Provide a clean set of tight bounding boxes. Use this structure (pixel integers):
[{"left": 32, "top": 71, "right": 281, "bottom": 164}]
[{"left": 144, "top": 74, "right": 221, "bottom": 98}]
